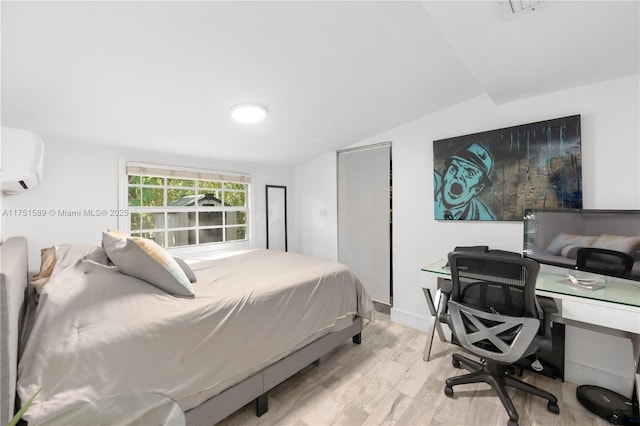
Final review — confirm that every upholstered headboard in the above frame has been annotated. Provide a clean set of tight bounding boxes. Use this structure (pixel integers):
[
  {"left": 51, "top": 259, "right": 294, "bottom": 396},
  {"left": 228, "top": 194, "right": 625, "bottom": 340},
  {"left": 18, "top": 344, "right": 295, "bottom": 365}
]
[{"left": 0, "top": 237, "right": 28, "bottom": 425}]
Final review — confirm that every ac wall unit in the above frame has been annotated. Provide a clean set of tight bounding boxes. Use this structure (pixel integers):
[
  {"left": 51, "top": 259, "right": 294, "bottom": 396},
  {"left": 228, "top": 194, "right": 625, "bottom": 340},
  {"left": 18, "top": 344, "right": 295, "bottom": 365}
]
[{"left": 1, "top": 126, "right": 45, "bottom": 195}]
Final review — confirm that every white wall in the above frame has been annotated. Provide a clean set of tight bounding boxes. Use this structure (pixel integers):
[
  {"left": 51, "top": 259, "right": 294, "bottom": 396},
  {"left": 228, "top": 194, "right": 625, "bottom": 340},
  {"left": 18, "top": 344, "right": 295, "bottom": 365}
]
[
  {"left": 294, "top": 73, "right": 640, "bottom": 395},
  {"left": 1, "top": 137, "right": 294, "bottom": 272},
  {"left": 292, "top": 151, "right": 338, "bottom": 261},
  {"left": 387, "top": 75, "right": 640, "bottom": 330}
]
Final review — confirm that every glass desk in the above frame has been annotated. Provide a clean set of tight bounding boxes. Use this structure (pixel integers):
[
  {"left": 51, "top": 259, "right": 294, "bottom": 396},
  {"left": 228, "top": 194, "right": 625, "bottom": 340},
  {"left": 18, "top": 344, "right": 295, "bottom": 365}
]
[
  {"left": 420, "top": 259, "right": 640, "bottom": 394},
  {"left": 38, "top": 392, "right": 185, "bottom": 426}
]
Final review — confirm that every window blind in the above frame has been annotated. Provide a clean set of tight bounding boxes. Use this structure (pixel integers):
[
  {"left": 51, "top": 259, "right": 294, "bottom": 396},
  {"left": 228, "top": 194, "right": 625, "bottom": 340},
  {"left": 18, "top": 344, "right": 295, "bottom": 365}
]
[{"left": 126, "top": 163, "right": 251, "bottom": 184}]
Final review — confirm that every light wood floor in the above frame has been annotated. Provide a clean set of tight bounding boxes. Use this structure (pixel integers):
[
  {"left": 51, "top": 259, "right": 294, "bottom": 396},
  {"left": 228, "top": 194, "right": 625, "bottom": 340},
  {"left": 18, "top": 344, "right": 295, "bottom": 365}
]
[{"left": 218, "top": 313, "right": 609, "bottom": 426}]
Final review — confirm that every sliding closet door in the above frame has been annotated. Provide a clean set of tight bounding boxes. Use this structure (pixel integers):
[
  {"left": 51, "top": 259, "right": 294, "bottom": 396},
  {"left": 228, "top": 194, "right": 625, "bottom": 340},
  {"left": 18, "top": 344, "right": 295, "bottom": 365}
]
[{"left": 338, "top": 143, "right": 391, "bottom": 305}]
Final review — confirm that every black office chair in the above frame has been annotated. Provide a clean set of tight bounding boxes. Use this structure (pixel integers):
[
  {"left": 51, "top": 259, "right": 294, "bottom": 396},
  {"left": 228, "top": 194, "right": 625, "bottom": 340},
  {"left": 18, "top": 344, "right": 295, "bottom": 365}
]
[
  {"left": 439, "top": 251, "right": 560, "bottom": 426},
  {"left": 576, "top": 247, "right": 634, "bottom": 278}
]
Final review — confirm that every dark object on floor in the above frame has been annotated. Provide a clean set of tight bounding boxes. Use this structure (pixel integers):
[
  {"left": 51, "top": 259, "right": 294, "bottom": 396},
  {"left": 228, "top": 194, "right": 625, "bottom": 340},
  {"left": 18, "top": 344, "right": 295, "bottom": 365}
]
[{"left": 576, "top": 385, "right": 639, "bottom": 425}]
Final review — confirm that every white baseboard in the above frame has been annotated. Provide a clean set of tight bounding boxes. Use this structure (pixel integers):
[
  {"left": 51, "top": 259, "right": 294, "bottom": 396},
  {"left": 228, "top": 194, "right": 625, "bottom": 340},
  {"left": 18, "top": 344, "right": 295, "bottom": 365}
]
[
  {"left": 565, "top": 360, "right": 634, "bottom": 399},
  {"left": 390, "top": 306, "right": 453, "bottom": 337},
  {"left": 389, "top": 307, "right": 431, "bottom": 333}
]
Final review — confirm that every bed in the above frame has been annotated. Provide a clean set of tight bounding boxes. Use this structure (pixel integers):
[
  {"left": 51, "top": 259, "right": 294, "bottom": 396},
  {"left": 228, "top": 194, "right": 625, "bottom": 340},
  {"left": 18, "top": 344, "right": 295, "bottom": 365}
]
[{"left": 1, "top": 235, "right": 373, "bottom": 425}]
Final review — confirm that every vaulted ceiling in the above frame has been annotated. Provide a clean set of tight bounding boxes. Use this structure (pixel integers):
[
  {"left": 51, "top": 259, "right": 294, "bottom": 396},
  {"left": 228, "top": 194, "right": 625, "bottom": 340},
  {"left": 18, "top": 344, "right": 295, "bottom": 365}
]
[{"left": 2, "top": 1, "right": 638, "bottom": 166}]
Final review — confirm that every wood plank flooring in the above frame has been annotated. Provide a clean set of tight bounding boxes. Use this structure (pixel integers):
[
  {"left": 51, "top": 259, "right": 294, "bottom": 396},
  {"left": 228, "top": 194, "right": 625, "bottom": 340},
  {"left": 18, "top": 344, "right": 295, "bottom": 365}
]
[{"left": 217, "top": 313, "right": 609, "bottom": 426}]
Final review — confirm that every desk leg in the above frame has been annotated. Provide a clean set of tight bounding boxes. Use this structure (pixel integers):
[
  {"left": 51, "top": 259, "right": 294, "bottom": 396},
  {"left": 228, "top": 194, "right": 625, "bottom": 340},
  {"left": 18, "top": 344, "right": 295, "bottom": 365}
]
[
  {"left": 631, "top": 333, "right": 640, "bottom": 375},
  {"left": 631, "top": 333, "right": 640, "bottom": 404},
  {"left": 422, "top": 287, "right": 446, "bottom": 361}
]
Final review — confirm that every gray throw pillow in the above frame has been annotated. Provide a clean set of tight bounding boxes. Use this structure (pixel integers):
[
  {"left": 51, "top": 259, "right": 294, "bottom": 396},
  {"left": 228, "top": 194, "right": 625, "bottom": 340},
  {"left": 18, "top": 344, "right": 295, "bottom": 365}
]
[
  {"left": 174, "top": 257, "right": 197, "bottom": 283},
  {"left": 102, "top": 231, "right": 195, "bottom": 298}
]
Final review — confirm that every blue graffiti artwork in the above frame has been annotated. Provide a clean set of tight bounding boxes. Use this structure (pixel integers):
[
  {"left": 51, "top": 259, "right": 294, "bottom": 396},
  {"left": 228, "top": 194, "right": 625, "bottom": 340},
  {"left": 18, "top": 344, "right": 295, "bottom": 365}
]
[{"left": 433, "top": 115, "right": 582, "bottom": 221}]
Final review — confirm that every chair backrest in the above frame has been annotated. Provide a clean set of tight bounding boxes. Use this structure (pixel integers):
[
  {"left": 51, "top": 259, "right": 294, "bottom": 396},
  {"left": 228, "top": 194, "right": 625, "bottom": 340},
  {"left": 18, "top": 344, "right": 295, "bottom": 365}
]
[
  {"left": 447, "top": 251, "right": 541, "bottom": 363},
  {"left": 576, "top": 247, "right": 634, "bottom": 277}
]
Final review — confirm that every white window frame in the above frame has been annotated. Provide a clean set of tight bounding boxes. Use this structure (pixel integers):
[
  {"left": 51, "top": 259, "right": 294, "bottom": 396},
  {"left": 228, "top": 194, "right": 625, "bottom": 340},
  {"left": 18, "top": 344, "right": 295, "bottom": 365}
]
[{"left": 119, "top": 160, "right": 252, "bottom": 257}]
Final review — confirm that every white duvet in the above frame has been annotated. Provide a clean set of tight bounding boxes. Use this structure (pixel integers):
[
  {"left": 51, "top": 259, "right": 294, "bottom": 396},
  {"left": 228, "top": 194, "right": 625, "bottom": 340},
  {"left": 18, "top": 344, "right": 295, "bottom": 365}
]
[{"left": 17, "top": 249, "right": 373, "bottom": 424}]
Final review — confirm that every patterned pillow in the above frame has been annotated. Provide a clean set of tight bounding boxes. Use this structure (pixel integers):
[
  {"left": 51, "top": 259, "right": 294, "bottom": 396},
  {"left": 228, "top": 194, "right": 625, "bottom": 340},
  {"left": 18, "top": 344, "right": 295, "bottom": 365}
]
[
  {"left": 560, "top": 244, "right": 582, "bottom": 259},
  {"left": 31, "top": 247, "right": 56, "bottom": 294},
  {"left": 102, "top": 231, "right": 195, "bottom": 298}
]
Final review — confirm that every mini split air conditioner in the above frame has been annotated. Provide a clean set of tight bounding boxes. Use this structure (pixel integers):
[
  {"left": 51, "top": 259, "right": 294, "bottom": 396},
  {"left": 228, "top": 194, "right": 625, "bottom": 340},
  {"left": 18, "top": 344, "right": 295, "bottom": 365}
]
[{"left": 1, "top": 126, "right": 45, "bottom": 195}]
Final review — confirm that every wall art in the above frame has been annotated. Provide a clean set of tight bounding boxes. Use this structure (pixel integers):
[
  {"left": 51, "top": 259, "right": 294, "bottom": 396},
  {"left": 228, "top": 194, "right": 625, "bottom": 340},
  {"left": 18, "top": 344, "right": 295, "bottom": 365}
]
[{"left": 433, "top": 115, "right": 582, "bottom": 221}]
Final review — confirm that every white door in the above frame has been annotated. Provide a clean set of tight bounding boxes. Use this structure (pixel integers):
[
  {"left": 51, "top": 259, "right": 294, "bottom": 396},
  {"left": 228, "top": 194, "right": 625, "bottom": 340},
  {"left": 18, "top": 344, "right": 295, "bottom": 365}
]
[{"left": 337, "top": 143, "right": 391, "bottom": 305}]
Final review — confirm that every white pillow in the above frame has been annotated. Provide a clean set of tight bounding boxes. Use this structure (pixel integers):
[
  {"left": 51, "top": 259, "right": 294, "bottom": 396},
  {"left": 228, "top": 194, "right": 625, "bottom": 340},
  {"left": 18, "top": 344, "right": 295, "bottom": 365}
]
[
  {"left": 591, "top": 234, "right": 640, "bottom": 255},
  {"left": 102, "top": 231, "right": 195, "bottom": 298}
]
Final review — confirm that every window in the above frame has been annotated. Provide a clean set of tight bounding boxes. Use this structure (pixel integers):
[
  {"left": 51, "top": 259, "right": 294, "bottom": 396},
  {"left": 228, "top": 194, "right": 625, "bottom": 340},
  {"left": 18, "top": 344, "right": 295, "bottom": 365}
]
[{"left": 125, "top": 163, "right": 250, "bottom": 249}]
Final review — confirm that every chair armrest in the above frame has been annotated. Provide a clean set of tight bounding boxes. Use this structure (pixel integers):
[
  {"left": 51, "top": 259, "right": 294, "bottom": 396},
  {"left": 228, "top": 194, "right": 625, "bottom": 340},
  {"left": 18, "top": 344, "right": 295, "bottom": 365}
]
[
  {"left": 536, "top": 295, "right": 558, "bottom": 314},
  {"left": 438, "top": 290, "right": 451, "bottom": 325},
  {"left": 536, "top": 295, "right": 558, "bottom": 343},
  {"left": 439, "top": 278, "right": 452, "bottom": 295}
]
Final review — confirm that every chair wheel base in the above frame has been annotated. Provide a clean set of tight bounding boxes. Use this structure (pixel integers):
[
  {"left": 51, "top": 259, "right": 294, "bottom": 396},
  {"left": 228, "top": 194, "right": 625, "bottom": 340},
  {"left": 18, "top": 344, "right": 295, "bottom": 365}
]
[
  {"left": 452, "top": 358, "right": 461, "bottom": 368},
  {"left": 444, "top": 386, "right": 454, "bottom": 398},
  {"left": 507, "top": 419, "right": 518, "bottom": 426},
  {"left": 547, "top": 401, "right": 560, "bottom": 414}
]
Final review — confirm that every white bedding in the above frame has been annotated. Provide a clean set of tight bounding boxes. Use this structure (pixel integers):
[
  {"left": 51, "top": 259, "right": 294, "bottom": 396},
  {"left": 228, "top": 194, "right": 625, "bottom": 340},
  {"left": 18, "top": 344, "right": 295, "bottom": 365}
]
[{"left": 17, "top": 249, "right": 373, "bottom": 424}]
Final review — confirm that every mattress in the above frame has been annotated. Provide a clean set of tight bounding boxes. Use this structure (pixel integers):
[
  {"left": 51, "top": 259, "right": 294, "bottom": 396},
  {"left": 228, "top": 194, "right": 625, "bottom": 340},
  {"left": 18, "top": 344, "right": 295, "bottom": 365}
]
[{"left": 17, "top": 248, "right": 373, "bottom": 424}]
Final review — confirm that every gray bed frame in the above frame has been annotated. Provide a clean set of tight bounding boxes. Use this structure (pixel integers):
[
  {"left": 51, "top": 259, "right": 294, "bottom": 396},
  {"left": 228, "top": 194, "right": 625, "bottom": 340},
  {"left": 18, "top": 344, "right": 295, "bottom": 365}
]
[{"left": 0, "top": 236, "right": 364, "bottom": 425}]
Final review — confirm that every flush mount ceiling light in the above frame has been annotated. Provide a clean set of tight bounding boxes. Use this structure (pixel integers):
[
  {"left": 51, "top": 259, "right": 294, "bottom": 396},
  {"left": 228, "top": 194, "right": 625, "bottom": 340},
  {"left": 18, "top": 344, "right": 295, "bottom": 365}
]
[{"left": 229, "top": 104, "right": 268, "bottom": 124}]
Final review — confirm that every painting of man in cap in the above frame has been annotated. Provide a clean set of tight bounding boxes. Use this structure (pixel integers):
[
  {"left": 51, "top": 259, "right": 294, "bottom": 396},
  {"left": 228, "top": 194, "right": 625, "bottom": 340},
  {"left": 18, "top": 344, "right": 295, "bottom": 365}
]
[
  {"left": 434, "top": 142, "right": 496, "bottom": 220},
  {"left": 432, "top": 115, "right": 582, "bottom": 221}
]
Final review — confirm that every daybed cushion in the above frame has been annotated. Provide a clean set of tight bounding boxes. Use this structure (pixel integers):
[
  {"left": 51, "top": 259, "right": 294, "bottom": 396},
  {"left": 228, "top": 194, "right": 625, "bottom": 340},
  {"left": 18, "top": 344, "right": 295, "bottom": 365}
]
[{"left": 102, "top": 231, "right": 195, "bottom": 297}]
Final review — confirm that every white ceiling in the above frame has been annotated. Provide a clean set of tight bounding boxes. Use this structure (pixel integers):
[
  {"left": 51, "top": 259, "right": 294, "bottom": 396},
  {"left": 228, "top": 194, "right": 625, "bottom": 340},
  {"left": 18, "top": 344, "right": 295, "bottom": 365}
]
[{"left": 2, "top": 1, "right": 638, "bottom": 166}]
